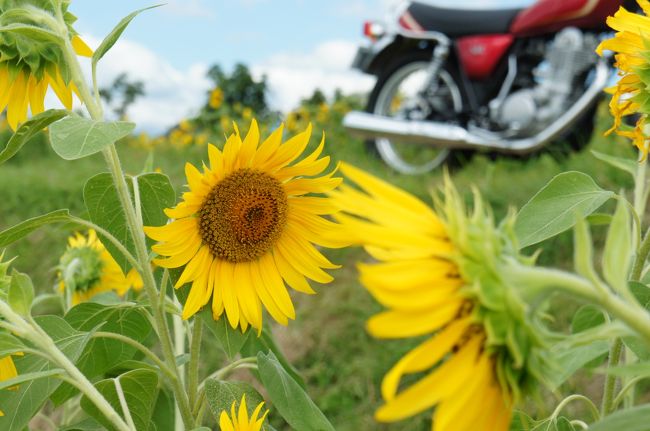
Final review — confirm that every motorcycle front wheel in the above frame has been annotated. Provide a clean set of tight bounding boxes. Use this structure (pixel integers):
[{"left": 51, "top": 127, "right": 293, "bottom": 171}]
[{"left": 366, "top": 54, "right": 464, "bottom": 175}]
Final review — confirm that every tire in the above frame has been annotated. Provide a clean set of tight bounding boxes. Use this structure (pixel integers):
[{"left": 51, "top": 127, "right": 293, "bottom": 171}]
[{"left": 365, "top": 52, "right": 465, "bottom": 175}]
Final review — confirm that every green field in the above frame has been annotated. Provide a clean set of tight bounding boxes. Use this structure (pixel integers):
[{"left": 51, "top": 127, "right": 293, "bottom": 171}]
[{"left": 0, "top": 104, "right": 638, "bottom": 430}]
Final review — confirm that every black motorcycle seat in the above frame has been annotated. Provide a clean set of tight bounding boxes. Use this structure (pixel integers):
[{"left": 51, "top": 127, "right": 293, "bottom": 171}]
[{"left": 406, "top": 2, "right": 522, "bottom": 36}]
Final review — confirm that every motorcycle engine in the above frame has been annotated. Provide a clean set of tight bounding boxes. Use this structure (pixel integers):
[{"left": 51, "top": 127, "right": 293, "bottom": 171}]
[{"left": 493, "top": 28, "right": 598, "bottom": 136}]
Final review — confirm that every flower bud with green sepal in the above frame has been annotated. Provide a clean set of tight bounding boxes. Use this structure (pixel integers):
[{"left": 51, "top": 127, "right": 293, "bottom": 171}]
[{"left": 437, "top": 180, "right": 556, "bottom": 405}]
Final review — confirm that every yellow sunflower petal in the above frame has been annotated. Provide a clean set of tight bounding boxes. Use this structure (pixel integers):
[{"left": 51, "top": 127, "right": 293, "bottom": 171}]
[
  {"left": 273, "top": 249, "right": 316, "bottom": 294},
  {"left": 219, "top": 411, "right": 235, "bottom": 431},
  {"left": 218, "top": 261, "right": 241, "bottom": 329},
  {"left": 182, "top": 254, "right": 212, "bottom": 319},
  {"left": 72, "top": 35, "right": 93, "bottom": 57},
  {"left": 249, "top": 258, "right": 290, "bottom": 325},
  {"left": 381, "top": 317, "right": 471, "bottom": 401},
  {"left": 7, "top": 71, "right": 29, "bottom": 130},
  {"left": 375, "top": 336, "right": 481, "bottom": 422},
  {"left": 367, "top": 300, "right": 463, "bottom": 338}
]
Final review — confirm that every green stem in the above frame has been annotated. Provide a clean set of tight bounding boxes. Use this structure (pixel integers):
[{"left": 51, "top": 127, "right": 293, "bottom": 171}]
[
  {"left": 550, "top": 394, "right": 600, "bottom": 422},
  {"left": 188, "top": 319, "right": 202, "bottom": 411},
  {"left": 114, "top": 378, "right": 137, "bottom": 430},
  {"left": 91, "top": 332, "right": 175, "bottom": 381},
  {"left": 603, "top": 161, "right": 648, "bottom": 416},
  {"left": 0, "top": 301, "right": 131, "bottom": 431},
  {"left": 613, "top": 376, "right": 647, "bottom": 410},
  {"left": 507, "top": 265, "right": 650, "bottom": 342},
  {"left": 196, "top": 357, "right": 258, "bottom": 395},
  {"left": 631, "top": 226, "right": 650, "bottom": 281},
  {"left": 59, "top": 22, "right": 194, "bottom": 429},
  {"left": 601, "top": 339, "right": 624, "bottom": 415}
]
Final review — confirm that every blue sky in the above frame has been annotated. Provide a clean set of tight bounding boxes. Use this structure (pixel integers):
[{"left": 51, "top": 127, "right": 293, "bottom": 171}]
[{"left": 66, "top": 0, "right": 535, "bottom": 133}]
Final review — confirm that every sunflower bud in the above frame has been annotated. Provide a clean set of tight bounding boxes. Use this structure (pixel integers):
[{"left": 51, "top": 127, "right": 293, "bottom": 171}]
[{"left": 57, "top": 230, "right": 142, "bottom": 305}]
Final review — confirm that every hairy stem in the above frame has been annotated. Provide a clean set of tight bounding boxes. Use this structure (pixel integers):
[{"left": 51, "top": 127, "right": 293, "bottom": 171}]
[
  {"left": 601, "top": 339, "right": 624, "bottom": 415},
  {"left": 603, "top": 162, "right": 648, "bottom": 416},
  {"left": 188, "top": 319, "right": 202, "bottom": 411},
  {"left": 0, "top": 301, "right": 132, "bottom": 431},
  {"left": 58, "top": 21, "right": 194, "bottom": 429}
]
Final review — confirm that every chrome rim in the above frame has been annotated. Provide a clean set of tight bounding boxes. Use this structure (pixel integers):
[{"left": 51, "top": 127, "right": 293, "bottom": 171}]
[{"left": 374, "top": 61, "right": 463, "bottom": 174}]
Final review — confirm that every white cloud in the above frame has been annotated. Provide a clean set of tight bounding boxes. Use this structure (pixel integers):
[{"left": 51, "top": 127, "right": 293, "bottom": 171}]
[
  {"left": 47, "top": 36, "right": 374, "bottom": 133},
  {"left": 252, "top": 40, "right": 375, "bottom": 112},
  {"left": 73, "top": 35, "right": 211, "bottom": 134}
]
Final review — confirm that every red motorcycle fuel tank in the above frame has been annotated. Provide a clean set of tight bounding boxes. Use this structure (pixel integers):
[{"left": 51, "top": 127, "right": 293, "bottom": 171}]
[
  {"left": 510, "top": 0, "right": 623, "bottom": 36},
  {"left": 456, "top": 35, "right": 514, "bottom": 80}
]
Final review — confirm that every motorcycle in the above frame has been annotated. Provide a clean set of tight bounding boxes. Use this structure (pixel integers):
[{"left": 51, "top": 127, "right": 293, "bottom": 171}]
[{"left": 344, "top": 0, "right": 635, "bottom": 174}]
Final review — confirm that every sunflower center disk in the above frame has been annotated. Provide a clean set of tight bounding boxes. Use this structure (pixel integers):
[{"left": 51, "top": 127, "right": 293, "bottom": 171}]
[{"left": 198, "top": 168, "right": 288, "bottom": 263}]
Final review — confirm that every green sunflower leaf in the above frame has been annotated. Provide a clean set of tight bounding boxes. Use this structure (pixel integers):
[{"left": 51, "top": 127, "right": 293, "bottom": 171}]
[
  {"left": 0, "top": 368, "right": 65, "bottom": 391},
  {"left": 0, "top": 109, "right": 67, "bottom": 165},
  {"left": 588, "top": 405, "right": 650, "bottom": 431},
  {"left": 571, "top": 305, "right": 606, "bottom": 334},
  {"left": 241, "top": 324, "right": 305, "bottom": 388},
  {"left": 83, "top": 172, "right": 175, "bottom": 274},
  {"left": 591, "top": 150, "right": 637, "bottom": 178},
  {"left": 0, "top": 331, "right": 25, "bottom": 358},
  {"left": 59, "top": 418, "right": 104, "bottom": 431},
  {"left": 515, "top": 172, "right": 615, "bottom": 248},
  {"left": 0, "top": 316, "right": 93, "bottom": 431},
  {"left": 8, "top": 269, "right": 34, "bottom": 315},
  {"left": 550, "top": 340, "right": 610, "bottom": 388},
  {"left": 151, "top": 388, "right": 175, "bottom": 431},
  {"left": 257, "top": 351, "right": 334, "bottom": 431},
  {"left": 80, "top": 369, "right": 158, "bottom": 431},
  {"left": 51, "top": 302, "right": 153, "bottom": 406},
  {"left": 602, "top": 197, "right": 632, "bottom": 294},
  {"left": 49, "top": 116, "right": 134, "bottom": 160},
  {"left": 204, "top": 380, "right": 264, "bottom": 423},
  {"left": 554, "top": 417, "right": 577, "bottom": 431},
  {"left": 92, "top": 5, "right": 162, "bottom": 69},
  {"left": 0, "top": 209, "right": 72, "bottom": 248}
]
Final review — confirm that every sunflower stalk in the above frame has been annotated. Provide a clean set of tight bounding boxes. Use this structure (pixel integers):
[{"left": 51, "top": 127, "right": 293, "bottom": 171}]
[
  {"left": 55, "top": 8, "right": 195, "bottom": 429},
  {"left": 0, "top": 300, "right": 133, "bottom": 431},
  {"left": 187, "top": 319, "right": 202, "bottom": 410},
  {"left": 602, "top": 160, "right": 649, "bottom": 415},
  {"left": 505, "top": 265, "right": 650, "bottom": 342}
]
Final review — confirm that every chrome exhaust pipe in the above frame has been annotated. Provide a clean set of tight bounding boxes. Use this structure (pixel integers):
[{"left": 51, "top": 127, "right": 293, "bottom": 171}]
[{"left": 343, "top": 60, "right": 610, "bottom": 155}]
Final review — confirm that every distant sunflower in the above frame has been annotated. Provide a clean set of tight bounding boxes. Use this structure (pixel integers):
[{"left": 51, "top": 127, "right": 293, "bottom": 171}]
[
  {"left": 145, "top": 120, "right": 344, "bottom": 332},
  {"left": 0, "top": 35, "right": 92, "bottom": 130},
  {"left": 209, "top": 87, "right": 224, "bottom": 109},
  {"left": 219, "top": 395, "right": 268, "bottom": 431},
  {"left": 332, "top": 164, "right": 552, "bottom": 430},
  {"left": 58, "top": 230, "right": 142, "bottom": 305},
  {"left": 597, "top": 0, "right": 650, "bottom": 157}
]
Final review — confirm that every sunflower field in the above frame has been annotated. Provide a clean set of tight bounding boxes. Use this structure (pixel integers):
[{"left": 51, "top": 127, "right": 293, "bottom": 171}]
[{"left": 3, "top": 1, "right": 650, "bottom": 431}]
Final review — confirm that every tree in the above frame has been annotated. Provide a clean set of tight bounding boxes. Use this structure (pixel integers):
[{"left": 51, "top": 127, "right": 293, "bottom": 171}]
[
  {"left": 206, "top": 63, "right": 268, "bottom": 115},
  {"left": 99, "top": 73, "right": 145, "bottom": 119}
]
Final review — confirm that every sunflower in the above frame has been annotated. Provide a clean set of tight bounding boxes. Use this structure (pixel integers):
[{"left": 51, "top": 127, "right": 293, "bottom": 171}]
[
  {"left": 144, "top": 120, "right": 345, "bottom": 332},
  {"left": 332, "top": 164, "right": 552, "bottom": 430},
  {"left": 219, "top": 395, "right": 268, "bottom": 431},
  {"left": 58, "top": 230, "right": 143, "bottom": 305},
  {"left": 597, "top": 0, "right": 650, "bottom": 157},
  {"left": 209, "top": 87, "right": 224, "bottom": 109}
]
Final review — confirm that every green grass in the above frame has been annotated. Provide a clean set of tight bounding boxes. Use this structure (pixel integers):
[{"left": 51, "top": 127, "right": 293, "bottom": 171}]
[{"left": 0, "top": 105, "right": 640, "bottom": 430}]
